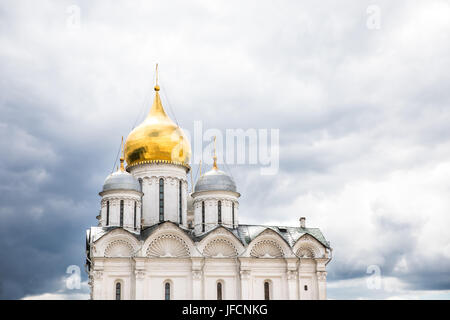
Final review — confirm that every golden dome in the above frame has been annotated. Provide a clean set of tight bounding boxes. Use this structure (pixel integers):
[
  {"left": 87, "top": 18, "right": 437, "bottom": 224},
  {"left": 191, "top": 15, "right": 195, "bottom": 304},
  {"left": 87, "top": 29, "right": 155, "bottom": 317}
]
[{"left": 124, "top": 85, "right": 191, "bottom": 169}]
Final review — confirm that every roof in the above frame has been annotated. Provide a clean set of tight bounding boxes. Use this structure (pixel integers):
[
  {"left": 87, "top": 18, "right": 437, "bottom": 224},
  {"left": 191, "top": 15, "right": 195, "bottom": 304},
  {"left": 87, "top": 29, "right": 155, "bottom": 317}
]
[
  {"left": 87, "top": 223, "right": 330, "bottom": 249},
  {"left": 233, "top": 224, "right": 330, "bottom": 248},
  {"left": 102, "top": 170, "right": 140, "bottom": 192},
  {"left": 194, "top": 168, "right": 237, "bottom": 193}
]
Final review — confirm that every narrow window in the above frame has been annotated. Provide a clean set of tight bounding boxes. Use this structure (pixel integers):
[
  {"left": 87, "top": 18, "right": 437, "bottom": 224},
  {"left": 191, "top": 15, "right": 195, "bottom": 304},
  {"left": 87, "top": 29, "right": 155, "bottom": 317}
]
[
  {"left": 179, "top": 181, "right": 182, "bottom": 224},
  {"left": 159, "top": 178, "right": 164, "bottom": 222},
  {"left": 304, "top": 285, "right": 308, "bottom": 291},
  {"left": 134, "top": 201, "right": 137, "bottom": 230},
  {"left": 264, "top": 281, "right": 270, "bottom": 300},
  {"left": 106, "top": 201, "right": 110, "bottom": 226},
  {"left": 164, "top": 282, "right": 171, "bottom": 300},
  {"left": 217, "top": 282, "right": 223, "bottom": 300},
  {"left": 232, "top": 202, "right": 235, "bottom": 227},
  {"left": 202, "top": 201, "right": 205, "bottom": 232},
  {"left": 115, "top": 282, "right": 121, "bottom": 300},
  {"left": 120, "top": 200, "right": 124, "bottom": 227},
  {"left": 139, "top": 178, "right": 143, "bottom": 215},
  {"left": 218, "top": 201, "right": 222, "bottom": 224}
]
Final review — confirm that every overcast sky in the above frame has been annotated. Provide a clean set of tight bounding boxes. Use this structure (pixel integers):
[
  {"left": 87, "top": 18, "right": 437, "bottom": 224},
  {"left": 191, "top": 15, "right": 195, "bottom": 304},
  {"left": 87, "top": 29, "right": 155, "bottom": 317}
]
[{"left": 1, "top": 0, "right": 450, "bottom": 300}]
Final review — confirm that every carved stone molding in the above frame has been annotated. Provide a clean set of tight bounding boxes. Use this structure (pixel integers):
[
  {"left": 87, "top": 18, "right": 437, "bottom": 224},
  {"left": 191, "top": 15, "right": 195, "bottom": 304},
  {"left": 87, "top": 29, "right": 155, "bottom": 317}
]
[
  {"left": 102, "top": 196, "right": 141, "bottom": 203},
  {"left": 203, "top": 238, "right": 238, "bottom": 257},
  {"left": 250, "top": 240, "right": 284, "bottom": 258},
  {"left": 287, "top": 270, "right": 298, "bottom": 280},
  {"left": 240, "top": 270, "right": 250, "bottom": 280},
  {"left": 316, "top": 271, "right": 327, "bottom": 281},
  {"left": 146, "top": 234, "right": 190, "bottom": 257},
  {"left": 92, "top": 271, "right": 103, "bottom": 280},
  {"left": 135, "top": 270, "right": 146, "bottom": 279},
  {"left": 296, "top": 247, "right": 315, "bottom": 258},
  {"left": 104, "top": 239, "right": 134, "bottom": 257},
  {"left": 192, "top": 270, "right": 203, "bottom": 280}
]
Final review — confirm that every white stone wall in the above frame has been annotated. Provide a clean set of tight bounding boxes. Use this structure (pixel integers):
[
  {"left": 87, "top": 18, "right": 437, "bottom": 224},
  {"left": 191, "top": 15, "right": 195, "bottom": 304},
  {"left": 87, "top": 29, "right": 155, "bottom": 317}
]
[
  {"left": 192, "top": 190, "right": 239, "bottom": 234},
  {"left": 88, "top": 224, "right": 330, "bottom": 300},
  {"left": 100, "top": 190, "right": 142, "bottom": 232},
  {"left": 129, "top": 164, "right": 188, "bottom": 228}
]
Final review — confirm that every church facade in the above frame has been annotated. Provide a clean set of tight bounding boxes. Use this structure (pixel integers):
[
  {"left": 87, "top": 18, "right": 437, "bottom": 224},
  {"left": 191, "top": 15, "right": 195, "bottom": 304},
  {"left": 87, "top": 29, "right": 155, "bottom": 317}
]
[{"left": 85, "top": 76, "right": 332, "bottom": 300}]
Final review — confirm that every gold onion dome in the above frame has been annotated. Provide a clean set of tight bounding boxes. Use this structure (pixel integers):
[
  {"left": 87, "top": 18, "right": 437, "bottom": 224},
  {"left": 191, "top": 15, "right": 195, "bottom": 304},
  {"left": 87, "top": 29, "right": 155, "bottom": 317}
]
[{"left": 124, "top": 72, "right": 191, "bottom": 169}]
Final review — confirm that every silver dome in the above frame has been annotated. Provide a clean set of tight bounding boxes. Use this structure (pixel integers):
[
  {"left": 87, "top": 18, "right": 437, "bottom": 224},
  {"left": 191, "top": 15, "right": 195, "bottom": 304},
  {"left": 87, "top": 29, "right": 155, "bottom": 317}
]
[
  {"left": 102, "top": 170, "right": 140, "bottom": 192},
  {"left": 194, "top": 168, "right": 237, "bottom": 193}
]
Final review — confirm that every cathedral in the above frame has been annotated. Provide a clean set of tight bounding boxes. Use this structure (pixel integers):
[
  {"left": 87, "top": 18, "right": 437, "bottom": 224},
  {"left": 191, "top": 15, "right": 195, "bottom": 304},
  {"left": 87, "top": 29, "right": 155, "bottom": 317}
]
[{"left": 85, "top": 72, "right": 332, "bottom": 300}]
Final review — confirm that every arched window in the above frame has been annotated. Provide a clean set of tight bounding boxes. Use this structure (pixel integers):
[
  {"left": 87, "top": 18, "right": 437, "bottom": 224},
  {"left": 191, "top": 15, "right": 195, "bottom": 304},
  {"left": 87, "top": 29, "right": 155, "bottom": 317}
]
[
  {"left": 164, "top": 282, "right": 171, "bottom": 300},
  {"left": 106, "top": 201, "right": 110, "bottom": 226},
  {"left": 218, "top": 201, "right": 222, "bottom": 224},
  {"left": 120, "top": 200, "right": 124, "bottom": 227},
  {"left": 134, "top": 201, "right": 137, "bottom": 230},
  {"left": 217, "top": 282, "right": 223, "bottom": 300},
  {"left": 232, "top": 202, "right": 235, "bottom": 227},
  {"left": 202, "top": 201, "right": 205, "bottom": 232},
  {"left": 159, "top": 178, "right": 164, "bottom": 222},
  {"left": 264, "top": 281, "right": 270, "bottom": 300},
  {"left": 179, "top": 181, "right": 182, "bottom": 224},
  {"left": 115, "top": 282, "right": 121, "bottom": 300}
]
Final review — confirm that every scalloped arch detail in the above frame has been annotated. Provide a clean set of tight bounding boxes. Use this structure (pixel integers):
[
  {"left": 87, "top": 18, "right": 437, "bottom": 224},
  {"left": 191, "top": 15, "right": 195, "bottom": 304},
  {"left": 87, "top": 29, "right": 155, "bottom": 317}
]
[
  {"left": 250, "top": 240, "right": 284, "bottom": 258},
  {"left": 296, "top": 246, "right": 315, "bottom": 258},
  {"left": 146, "top": 234, "right": 190, "bottom": 258},
  {"left": 295, "top": 242, "right": 321, "bottom": 258},
  {"left": 203, "top": 238, "right": 238, "bottom": 257},
  {"left": 104, "top": 239, "right": 134, "bottom": 257}
]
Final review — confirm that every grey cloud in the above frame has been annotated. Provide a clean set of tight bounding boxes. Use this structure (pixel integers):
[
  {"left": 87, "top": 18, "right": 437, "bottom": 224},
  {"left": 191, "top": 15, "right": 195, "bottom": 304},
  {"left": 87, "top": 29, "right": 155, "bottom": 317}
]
[{"left": 1, "top": 0, "right": 450, "bottom": 299}]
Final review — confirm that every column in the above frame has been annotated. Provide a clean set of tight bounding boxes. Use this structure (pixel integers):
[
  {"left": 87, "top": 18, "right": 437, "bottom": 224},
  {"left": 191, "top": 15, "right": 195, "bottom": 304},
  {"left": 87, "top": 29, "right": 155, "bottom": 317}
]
[
  {"left": 134, "top": 258, "right": 146, "bottom": 300},
  {"left": 316, "top": 271, "right": 327, "bottom": 300},
  {"left": 315, "top": 258, "right": 328, "bottom": 300},
  {"left": 286, "top": 259, "right": 299, "bottom": 300},
  {"left": 192, "top": 258, "right": 204, "bottom": 300},
  {"left": 240, "top": 270, "right": 251, "bottom": 299},
  {"left": 239, "top": 258, "right": 252, "bottom": 299},
  {"left": 135, "top": 270, "right": 146, "bottom": 300},
  {"left": 91, "top": 259, "right": 105, "bottom": 300}
]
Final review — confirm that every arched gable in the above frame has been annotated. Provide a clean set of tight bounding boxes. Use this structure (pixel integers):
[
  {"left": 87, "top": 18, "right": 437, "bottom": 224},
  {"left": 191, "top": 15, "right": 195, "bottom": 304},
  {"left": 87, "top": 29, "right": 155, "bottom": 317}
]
[
  {"left": 142, "top": 221, "right": 198, "bottom": 258},
  {"left": 203, "top": 238, "right": 238, "bottom": 257},
  {"left": 244, "top": 228, "right": 294, "bottom": 258},
  {"left": 92, "top": 228, "right": 140, "bottom": 258},
  {"left": 146, "top": 233, "right": 190, "bottom": 257},
  {"left": 292, "top": 234, "right": 325, "bottom": 259},
  {"left": 197, "top": 226, "right": 245, "bottom": 257},
  {"left": 105, "top": 239, "right": 134, "bottom": 257}
]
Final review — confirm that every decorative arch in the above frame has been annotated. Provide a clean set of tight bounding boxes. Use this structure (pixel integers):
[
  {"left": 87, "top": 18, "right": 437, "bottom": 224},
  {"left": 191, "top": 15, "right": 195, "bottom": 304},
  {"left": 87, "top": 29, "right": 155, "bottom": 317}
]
[
  {"left": 203, "top": 238, "right": 238, "bottom": 257},
  {"left": 245, "top": 228, "right": 293, "bottom": 258},
  {"left": 292, "top": 234, "right": 324, "bottom": 259},
  {"left": 104, "top": 239, "right": 134, "bottom": 257},
  {"left": 197, "top": 226, "right": 245, "bottom": 256},
  {"left": 250, "top": 239, "right": 284, "bottom": 258},
  {"left": 96, "top": 229, "right": 140, "bottom": 257},
  {"left": 146, "top": 234, "right": 190, "bottom": 258},
  {"left": 296, "top": 246, "right": 316, "bottom": 258},
  {"left": 142, "top": 221, "right": 198, "bottom": 257}
]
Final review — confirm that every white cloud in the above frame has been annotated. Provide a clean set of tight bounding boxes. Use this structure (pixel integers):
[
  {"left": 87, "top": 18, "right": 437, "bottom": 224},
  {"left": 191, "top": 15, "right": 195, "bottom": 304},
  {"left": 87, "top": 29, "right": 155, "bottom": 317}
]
[
  {"left": 22, "top": 292, "right": 89, "bottom": 300},
  {"left": 1, "top": 0, "right": 450, "bottom": 299}
]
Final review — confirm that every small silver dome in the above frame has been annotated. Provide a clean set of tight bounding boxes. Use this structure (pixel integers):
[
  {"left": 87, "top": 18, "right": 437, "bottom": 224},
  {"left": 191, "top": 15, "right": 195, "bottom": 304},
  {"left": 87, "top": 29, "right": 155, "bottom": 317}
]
[
  {"left": 102, "top": 170, "right": 140, "bottom": 192},
  {"left": 194, "top": 168, "right": 237, "bottom": 193}
]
